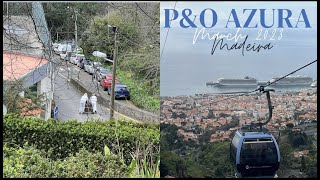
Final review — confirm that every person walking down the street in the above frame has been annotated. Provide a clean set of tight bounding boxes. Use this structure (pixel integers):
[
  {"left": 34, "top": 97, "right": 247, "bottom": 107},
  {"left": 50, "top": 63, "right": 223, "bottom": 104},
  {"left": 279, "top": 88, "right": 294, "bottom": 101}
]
[
  {"left": 90, "top": 93, "right": 97, "bottom": 113},
  {"left": 79, "top": 93, "right": 88, "bottom": 114}
]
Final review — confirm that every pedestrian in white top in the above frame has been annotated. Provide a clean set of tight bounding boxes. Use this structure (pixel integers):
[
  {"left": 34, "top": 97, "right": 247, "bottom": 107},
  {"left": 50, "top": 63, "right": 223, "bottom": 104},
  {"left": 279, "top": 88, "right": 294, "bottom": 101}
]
[
  {"left": 90, "top": 93, "right": 97, "bottom": 113},
  {"left": 79, "top": 93, "right": 88, "bottom": 114}
]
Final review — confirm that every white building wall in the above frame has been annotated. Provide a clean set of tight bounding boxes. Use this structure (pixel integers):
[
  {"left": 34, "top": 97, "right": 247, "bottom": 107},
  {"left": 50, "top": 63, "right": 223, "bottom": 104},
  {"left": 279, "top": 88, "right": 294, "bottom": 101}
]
[{"left": 37, "top": 76, "right": 52, "bottom": 120}]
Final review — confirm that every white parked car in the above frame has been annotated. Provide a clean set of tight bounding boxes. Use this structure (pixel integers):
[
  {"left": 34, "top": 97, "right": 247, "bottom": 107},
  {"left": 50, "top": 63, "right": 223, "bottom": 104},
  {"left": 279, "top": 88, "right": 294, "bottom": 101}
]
[
  {"left": 87, "top": 61, "right": 101, "bottom": 75},
  {"left": 60, "top": 53, "right": 67, "bottom": 60},
  {"left": 57, "top": 43, "right": 72, "bottom": 54},
  {"left": 70, "top": 54, "right": 81, "bottom": 65},
  {"left": 84, "top": 61, "right": 94, "bottom": 74},
  {"left": 75, "top": 54, "right": 85, "bottom": 67},
  {"left": 68, "top": 53, "right": 77, "bottom": 62},
  {"left": 70, "top": 53, "right": 77, "bottom": 64},
  {"left": 53, "top": 43, "right": 60, "bottom": 54}
]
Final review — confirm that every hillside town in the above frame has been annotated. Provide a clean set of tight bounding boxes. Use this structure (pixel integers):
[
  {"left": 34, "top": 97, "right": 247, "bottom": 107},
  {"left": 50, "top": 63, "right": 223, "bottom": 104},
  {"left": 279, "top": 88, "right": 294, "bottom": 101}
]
[{"left": 160, "top": 88, "right": 317, "bottom": 143}]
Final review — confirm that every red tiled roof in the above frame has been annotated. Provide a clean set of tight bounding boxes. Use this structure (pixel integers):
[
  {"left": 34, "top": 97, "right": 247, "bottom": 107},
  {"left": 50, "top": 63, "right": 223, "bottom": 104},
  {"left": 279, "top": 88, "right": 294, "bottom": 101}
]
[
  {"left": 19, "top": 98, "right": 44, "bottom": 116},
  {"left": 3, "top": 52, "right": 49, "bottom": 81}
]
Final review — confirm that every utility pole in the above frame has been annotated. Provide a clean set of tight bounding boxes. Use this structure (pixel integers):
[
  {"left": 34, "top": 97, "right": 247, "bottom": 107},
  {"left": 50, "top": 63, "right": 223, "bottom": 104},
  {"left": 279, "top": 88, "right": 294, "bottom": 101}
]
[
  {"left": 67, "top": 4, "right": 70, "bottom": 41},
  {"left": 109, "top": 26, "right": 117, "bottom": 120},
  {"left": 7, "top": 2, "right": 9, "bottom": 18},
  {"left": 74, "top": 10, "right": 77, "bottom": 48}
]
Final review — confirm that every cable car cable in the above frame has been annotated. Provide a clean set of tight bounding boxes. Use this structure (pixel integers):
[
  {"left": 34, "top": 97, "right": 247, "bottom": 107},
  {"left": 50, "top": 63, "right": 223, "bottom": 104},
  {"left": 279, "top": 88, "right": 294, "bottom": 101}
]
[
  {"left": 229, "top": 59, "right": 317, "bottom": 178},
  {"left": 258, "top": 59, "right": 317, "bottom": 89}
]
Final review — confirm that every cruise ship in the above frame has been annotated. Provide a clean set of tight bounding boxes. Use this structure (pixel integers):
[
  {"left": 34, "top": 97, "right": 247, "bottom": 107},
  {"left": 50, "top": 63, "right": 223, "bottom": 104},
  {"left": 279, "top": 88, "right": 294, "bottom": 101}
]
[
  {"left": 206, "top": 76, "right": 258, "bottom": 87},
  {"left": 269, "top": 75, "right": 313, "bottom": 86}
]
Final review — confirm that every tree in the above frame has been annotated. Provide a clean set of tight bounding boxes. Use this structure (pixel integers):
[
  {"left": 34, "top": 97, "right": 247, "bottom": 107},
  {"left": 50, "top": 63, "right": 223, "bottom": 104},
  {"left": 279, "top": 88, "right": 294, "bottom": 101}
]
[
  {"left": 198, "top": 130, "right": 213, "bottom": 144},
  {"left": 160, "top": 150, "right": 180, "bottom": 177},
  {"left": 279, "top": 142, "right": 293, "bottom": 165},
  {"left": 176, "top": 159, "right": 187, "bottom": 178},
  {"left": 207, "top": 110, "right": 215, "bottom": 118},
  {"left": 219, "top": 113, "right": 228, "bottom": 118},
  {"left": 288, "top": 133, "right": 308, "bottom": 148},
  {"left": 43, "top": 3, "right": 105, "bottom": 41},
  {"left": 301, "top": 155, "right": 306, "bottom": 171},
  {"left": 286, "top": 123, "right": 294, "bottom": 128},
  {"left": 306, "top": 167, "right": 317, "bottom": 178}
]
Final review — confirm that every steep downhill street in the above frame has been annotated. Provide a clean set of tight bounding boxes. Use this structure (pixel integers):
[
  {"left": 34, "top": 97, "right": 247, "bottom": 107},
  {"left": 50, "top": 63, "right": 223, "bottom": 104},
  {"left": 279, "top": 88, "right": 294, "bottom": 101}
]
[{"left": 53, "top": 60, "right": 120, "bottom": 122}]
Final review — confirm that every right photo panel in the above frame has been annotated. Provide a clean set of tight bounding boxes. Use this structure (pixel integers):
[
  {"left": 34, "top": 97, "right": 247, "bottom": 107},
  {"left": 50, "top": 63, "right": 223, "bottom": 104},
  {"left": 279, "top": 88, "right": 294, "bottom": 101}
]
[{"left": 160, "top": 1, "right": 317, "bottom": 178}]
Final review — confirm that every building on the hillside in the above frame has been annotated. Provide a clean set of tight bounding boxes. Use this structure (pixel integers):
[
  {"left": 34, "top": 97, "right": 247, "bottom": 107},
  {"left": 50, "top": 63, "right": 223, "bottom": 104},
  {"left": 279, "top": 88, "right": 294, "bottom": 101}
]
[{"left": 3, "top": 3, "right": 54, "bottom": 120}]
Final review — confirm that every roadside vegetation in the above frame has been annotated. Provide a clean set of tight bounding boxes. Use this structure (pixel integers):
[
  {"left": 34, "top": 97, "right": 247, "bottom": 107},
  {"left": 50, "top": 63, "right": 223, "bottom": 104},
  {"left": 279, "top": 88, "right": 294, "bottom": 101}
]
[
  {"left": 3, "top": 114, "right": 160, "bottom": 178},
  {"left": 81, "top": 9, "right": 160, "bottom": 113},
  {"left": 44, "top": 3, "right": 160, "bottom": 113}
]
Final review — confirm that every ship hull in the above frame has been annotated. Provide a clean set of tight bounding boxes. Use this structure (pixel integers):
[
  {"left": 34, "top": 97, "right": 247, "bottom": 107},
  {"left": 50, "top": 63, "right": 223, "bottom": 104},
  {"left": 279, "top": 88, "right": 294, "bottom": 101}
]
[
  {"left": 269, "top": 83, "right": 312, "bottom": 86},
  {"left": 211, "top": 83, "right": 258, "bottom": 87}
]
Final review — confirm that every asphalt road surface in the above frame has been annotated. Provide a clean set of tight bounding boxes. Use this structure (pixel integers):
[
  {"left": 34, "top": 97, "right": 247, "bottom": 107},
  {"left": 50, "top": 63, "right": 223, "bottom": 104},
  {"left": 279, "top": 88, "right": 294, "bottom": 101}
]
[{"left": 53, "top": 60, "right": 120, "bottom": 122}]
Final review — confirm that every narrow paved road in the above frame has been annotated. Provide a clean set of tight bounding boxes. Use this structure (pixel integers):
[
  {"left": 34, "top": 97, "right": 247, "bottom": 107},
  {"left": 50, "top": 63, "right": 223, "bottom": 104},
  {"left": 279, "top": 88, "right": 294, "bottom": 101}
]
[{"left": 53, "top": 60, "right": 120, "bottom": 122}]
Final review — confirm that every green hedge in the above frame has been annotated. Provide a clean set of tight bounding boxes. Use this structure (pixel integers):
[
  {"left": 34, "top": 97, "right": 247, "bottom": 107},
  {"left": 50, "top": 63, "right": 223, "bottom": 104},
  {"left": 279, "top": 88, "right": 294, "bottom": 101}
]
[
  {"left": 3, "top": 144, "right": 127, "bottom": 178},
  {"left": 3, "top": 114, "right": 159, "bottom": 163}
]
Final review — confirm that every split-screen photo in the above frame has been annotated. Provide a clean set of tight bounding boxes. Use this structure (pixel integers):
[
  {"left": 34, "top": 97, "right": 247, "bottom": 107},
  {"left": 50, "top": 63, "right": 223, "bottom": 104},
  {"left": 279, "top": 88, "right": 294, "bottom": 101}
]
[{"left": 2, "top": 1, "right": 317, "bottom": 178}]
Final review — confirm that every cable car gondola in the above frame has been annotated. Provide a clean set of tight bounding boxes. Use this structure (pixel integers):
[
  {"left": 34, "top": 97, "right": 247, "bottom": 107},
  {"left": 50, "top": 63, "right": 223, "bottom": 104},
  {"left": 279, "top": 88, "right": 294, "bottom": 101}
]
[{"left": 230, "top": 87, "right": 280, "bottom": 178}]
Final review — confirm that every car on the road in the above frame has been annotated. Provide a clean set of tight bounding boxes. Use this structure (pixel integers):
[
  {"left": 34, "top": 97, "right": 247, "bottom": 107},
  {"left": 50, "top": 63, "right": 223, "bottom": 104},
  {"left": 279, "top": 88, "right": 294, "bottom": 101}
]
[
  {"left": 108, "top": 83, "right": 130, "bottom": 100},
  {"left": 84, "top": 61, "right": 94, "bottom": 74},
  {"left": 71, "top": 54, "right": 85, "bottom": 65},
  {"left": 94, "top": 68, "right": 112, "bottom": 82},
  {"left": 65, "top": 52, "right": 76, "bottom": 61},
  {"left": 60, "top": 53, "right": 67, "bottom": 60},
  {"left": 93, "top": 61, "right": 102, "bottom": 69},
  {"left": 80, "top": 58, "right": 91, "bottom": 70},
  {"left": 92, "top": 61, "right": 102, "bottom": 74},
  {"left": 76, "top": 54, "right": 85, "bottom": 67},
  {"left": 70, "top": 54, "right": 77, "bottom": 64},
  {"left": 57, "top": 43, "right": 72, "bottom": 55},
  {"left": 76, "top": 56, "right": 86, "bottom": 67},
  {"left": 53, "top": 43, "right": 60, "bottom": 54},
  {"left": 100, "top": 75, "right": 119, "bottom": 91}
]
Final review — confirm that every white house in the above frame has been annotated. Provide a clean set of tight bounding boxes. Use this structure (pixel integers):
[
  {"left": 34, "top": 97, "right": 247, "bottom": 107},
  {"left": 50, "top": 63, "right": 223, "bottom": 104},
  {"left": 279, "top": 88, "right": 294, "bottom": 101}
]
[{"left": 3, "top": 3, "right": 54, "bottom": 120}]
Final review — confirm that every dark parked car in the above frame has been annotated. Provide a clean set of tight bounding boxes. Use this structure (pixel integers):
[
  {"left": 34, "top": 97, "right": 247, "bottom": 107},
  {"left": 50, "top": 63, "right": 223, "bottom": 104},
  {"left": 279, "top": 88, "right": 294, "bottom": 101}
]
[{"left": 108, "top": 83, "right": 130, "bottom": 100}]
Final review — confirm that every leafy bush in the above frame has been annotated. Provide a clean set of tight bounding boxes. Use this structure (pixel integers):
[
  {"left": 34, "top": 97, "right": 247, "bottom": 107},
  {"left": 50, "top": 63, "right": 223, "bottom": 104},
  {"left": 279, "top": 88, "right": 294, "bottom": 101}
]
[
  {"left": 128, "top": 150, "right": 160, "bottom": 178},
  {"left": 3, "top": 144, "right": 127, "bottom": 178},
  {"left": 3, "top": 114, "right": 159, "bottom": 164},
  {"left": 116, "top": 70, "right": 160, "bottom": 113}
]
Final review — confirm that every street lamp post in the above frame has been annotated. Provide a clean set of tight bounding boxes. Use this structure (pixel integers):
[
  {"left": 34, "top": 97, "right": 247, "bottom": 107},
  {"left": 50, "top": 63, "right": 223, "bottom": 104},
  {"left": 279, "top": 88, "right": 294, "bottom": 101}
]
[{"left": 109, "top": 25, "right": 117, "bottom": 120}]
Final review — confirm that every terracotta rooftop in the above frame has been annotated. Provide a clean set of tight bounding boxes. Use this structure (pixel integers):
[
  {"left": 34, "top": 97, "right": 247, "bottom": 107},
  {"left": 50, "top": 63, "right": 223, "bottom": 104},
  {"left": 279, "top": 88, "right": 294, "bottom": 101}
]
[
  {"left": 19, "top": 98, "right": 44, "bottom": 116},
  {"left": 3, "top": 52, "right": 49, "bottom": 81}
]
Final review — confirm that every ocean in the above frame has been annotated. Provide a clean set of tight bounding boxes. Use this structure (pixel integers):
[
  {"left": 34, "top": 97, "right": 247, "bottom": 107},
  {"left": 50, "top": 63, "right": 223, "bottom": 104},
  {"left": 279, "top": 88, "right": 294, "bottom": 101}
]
[
  {"left": 159, "top": 1, "right": 317, "bottom": 97},
  {"left": 160, "top": 51, "right": 317, "bottom": 97}
]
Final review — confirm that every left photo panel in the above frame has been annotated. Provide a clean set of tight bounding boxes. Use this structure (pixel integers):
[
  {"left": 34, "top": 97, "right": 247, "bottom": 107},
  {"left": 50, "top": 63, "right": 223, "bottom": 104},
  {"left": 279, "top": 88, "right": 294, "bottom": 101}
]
[{"left": 3, "top": 2, "right": 160, "bottom": 178}]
